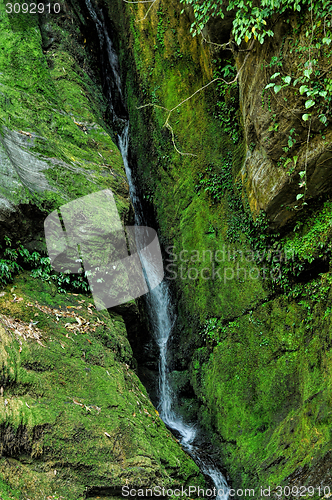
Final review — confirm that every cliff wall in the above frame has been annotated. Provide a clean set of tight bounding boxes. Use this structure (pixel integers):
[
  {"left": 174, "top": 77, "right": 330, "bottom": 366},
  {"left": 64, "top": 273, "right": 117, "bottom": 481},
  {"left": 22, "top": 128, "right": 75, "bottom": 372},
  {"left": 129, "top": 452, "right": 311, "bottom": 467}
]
[{"left": 106, "top": 0, "right": 332, "bottom": 495}]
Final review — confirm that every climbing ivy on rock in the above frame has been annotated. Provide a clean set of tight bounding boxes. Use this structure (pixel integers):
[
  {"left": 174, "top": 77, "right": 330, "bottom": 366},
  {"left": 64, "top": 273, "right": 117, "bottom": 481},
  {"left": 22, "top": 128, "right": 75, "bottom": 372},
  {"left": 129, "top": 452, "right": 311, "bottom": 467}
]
[{"left": 0, "top": 236, "right": 90, "bottom": 294}]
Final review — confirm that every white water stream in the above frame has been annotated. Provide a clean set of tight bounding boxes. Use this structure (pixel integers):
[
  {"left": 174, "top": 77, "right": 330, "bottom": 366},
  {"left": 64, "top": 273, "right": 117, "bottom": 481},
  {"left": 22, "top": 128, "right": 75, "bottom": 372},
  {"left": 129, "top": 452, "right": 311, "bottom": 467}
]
[{"left": 84, "top": 2, "right": 229, "bottom": 497}]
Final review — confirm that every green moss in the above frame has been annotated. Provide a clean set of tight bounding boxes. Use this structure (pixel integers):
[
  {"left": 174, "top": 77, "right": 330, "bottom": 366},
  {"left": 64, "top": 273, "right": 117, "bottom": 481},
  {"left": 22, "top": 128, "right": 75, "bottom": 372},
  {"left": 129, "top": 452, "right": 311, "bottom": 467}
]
[
  {"left": 0, "top": 476, "right": 21, "bottom": 500},
  {"left": 0, "top": 4, "right": 127, "bottom": 217},
  {"left": 0, "top": 272, "right": 203, "bottom": 498},
  {"left": 190, "top": 284, "right": 332, "bottom": 491},
  {"left": 107, "top": 0, "right": 332, "bottom": 492},
  {"left": 282, "top": 199, "right": 332, "bottom": 262}
]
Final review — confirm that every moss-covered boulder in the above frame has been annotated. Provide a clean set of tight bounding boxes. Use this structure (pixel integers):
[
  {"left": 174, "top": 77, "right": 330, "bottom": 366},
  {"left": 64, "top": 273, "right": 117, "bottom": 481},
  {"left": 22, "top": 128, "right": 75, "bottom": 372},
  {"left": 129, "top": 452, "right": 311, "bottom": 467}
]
[{"left": 0, "top": 273, "right": 202, "bottom": 499}]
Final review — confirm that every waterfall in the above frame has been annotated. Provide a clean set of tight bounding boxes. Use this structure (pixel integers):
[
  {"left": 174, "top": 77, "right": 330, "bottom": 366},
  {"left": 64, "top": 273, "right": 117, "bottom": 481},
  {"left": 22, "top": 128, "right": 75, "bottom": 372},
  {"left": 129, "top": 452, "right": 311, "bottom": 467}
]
[
  {"left": 84, "top": 2, "right": 229, "bottom": 497},
  {"left": 120, "top": 125, "right": 229, "bottom": 500}
]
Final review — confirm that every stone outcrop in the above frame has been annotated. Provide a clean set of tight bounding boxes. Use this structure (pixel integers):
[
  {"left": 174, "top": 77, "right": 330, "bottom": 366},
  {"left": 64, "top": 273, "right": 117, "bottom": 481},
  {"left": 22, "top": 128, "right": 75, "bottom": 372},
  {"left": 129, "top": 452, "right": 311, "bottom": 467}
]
[{"left": 236, "top": 15, "right": 332, "bottom": 227}]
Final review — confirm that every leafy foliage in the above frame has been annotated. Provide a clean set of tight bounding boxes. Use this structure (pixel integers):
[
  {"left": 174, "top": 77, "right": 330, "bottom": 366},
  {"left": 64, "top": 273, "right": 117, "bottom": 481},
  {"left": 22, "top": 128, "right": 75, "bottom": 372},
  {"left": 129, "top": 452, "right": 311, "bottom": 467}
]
[
  {"left": 261, "top": 13, "right": 332, "bottom": 209},
  {"left": 195, "top": 162, "right": 231, "bottom": 203},
  {"left": 180, "top": 0, "right": 332, "bottom": 46},
  {"left": 265, "top": 29, "right": 332, "bottom": 126},
  {"left": 212, "top": 58, "right": 240, "bottom": 143}
]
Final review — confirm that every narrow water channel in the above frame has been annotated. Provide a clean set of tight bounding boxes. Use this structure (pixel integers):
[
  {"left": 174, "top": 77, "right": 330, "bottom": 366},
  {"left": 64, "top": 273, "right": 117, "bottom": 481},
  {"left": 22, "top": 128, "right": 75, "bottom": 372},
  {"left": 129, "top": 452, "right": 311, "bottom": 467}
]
[{"left": 84, "top": 1, "right": 230, "bottom": 497}]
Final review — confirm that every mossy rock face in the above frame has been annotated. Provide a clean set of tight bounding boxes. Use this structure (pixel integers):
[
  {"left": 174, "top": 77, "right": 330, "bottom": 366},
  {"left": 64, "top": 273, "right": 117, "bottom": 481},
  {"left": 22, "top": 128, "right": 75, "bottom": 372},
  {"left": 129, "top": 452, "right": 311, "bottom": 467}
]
[
  {"left": 105, "top": 0, "right": 266, "bottom": 325},
  {"left": 236, "top": 13, "right": 332, "bottom": 228},
  {"left": 0, "top": 272, "right": 202, "bottom": 498},
  {"left": 191, "top": 287, "right": 332, "bottom": 493},
  {"left": 0, "top": 3, "right": 204, "bottom": 497},
  {"left": 0, "top": 2, "right": 129, "bottom": 247}
]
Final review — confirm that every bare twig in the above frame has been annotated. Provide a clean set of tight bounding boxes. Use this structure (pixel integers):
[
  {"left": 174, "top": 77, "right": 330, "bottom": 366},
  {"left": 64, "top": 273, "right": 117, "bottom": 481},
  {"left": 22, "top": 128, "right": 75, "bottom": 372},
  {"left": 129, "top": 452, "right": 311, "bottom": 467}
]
[
  {"left": 137, "top": 42, "right": 254, "bottom": 155},
  {"left": 137, "top": 103, "right": 169, "bottom": 112},
  {"left": 196, "top": 27, "right": 232, "bottom": 50},
  {"left": 168, "top": 39, "right": 253, "bottom": 121},
  {"left": 131, "top": 0, "right": 159, "bottom": 22}
]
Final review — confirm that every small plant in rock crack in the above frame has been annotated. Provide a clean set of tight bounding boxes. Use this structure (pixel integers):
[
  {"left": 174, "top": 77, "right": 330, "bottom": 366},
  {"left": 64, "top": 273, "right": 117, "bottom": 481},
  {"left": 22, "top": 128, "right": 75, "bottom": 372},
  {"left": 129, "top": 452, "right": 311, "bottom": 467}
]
[
  {"left": 195, "top": 158, "right": 233, "bottom": 203},
  {"left": 294, "top": 169, "right": 308, "bottom": 209},
  {"left": 268, "top": 113, "right": 279, "bottom": 132},
  {"left": 283, "top": 128, "right": 297, "bottom": 153}
]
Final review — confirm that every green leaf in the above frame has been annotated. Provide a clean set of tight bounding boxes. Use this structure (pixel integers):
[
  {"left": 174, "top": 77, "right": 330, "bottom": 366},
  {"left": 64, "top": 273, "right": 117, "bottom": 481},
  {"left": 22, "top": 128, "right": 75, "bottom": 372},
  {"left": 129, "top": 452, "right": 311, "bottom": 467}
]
[
  {"left": 305, "top": 99, "right": 315, "bottom": 109},
  {"left": 302, "top": 113, "right": 310, "bottom": 121},
  {"left": 271, "top": 72, "right": 280, "bottom": 80},
  {"left": 319, "top": 115, "right": 328, "bottom": 124},
  {"left": 296, "top": 193, "right": 304, "bottom": 200},
  {"left": 265, "top": 83, "right": 275, "bottom": 89},
  {"left": 283, "top": 75, "right": 291, "bottom": 84},
  {"left": 299, "top": 85, "right": 308, "bottom": 95},
  {"left": 299, "top": 171, "right": 306, "bottom": 178},
  {"left": 274, "top": 85, "right": 282, "bottom": 93}
]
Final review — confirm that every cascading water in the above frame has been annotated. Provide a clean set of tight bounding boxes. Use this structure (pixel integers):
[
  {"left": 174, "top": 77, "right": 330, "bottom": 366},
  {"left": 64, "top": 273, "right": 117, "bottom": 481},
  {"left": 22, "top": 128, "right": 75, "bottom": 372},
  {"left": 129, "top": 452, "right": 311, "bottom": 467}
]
[{"left": 84, "top": 2, "right": 229, "bottom": 497}]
